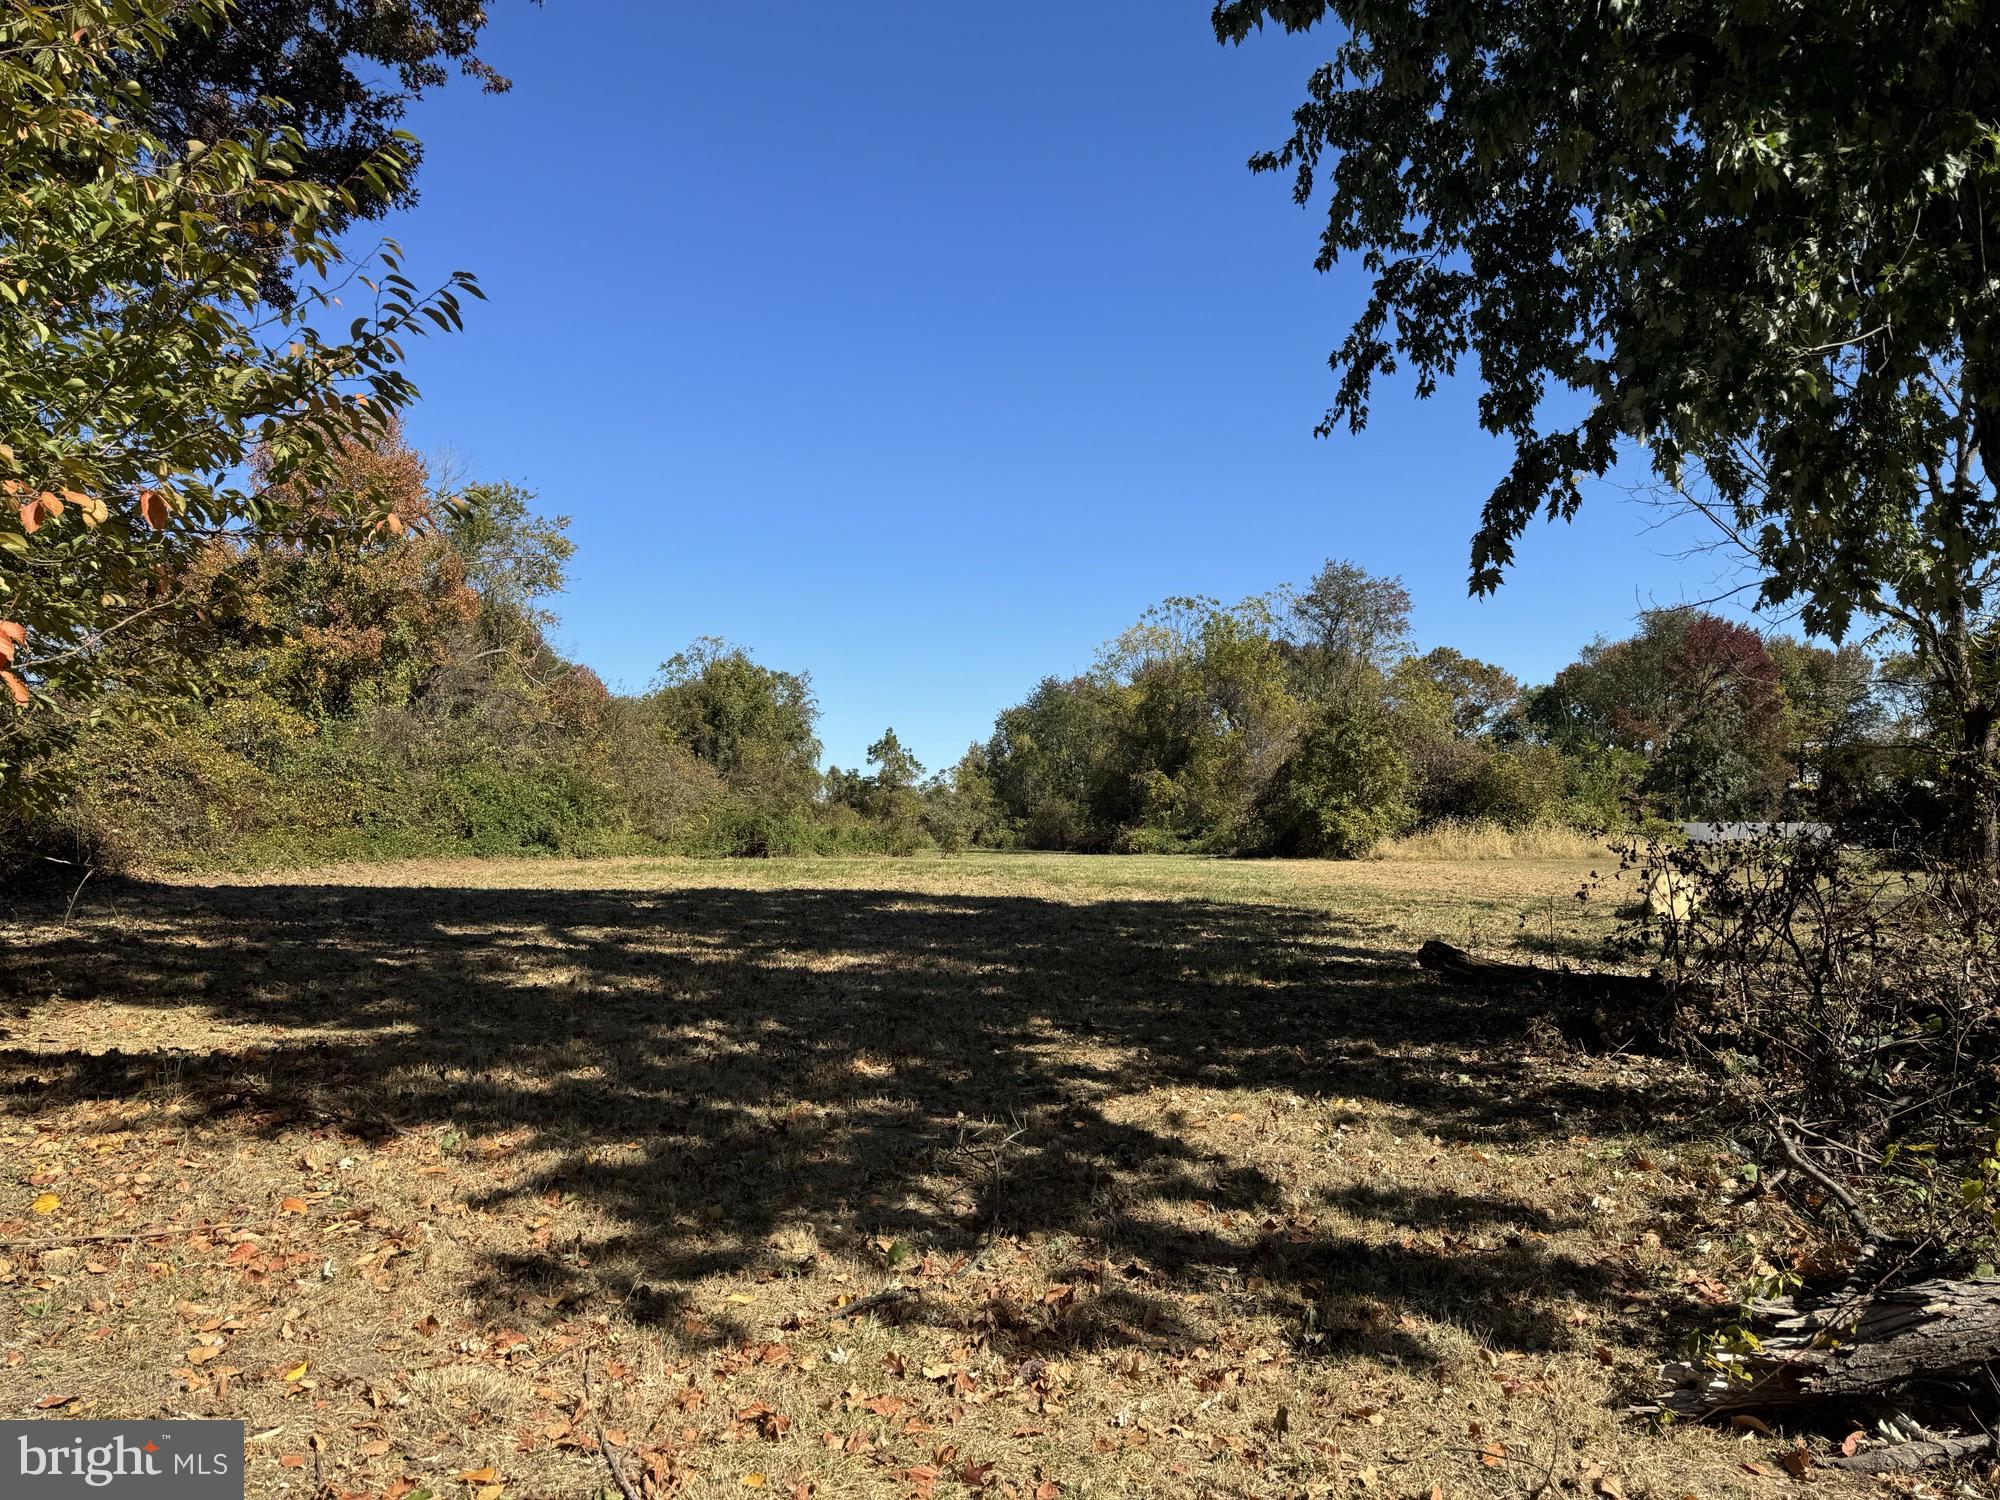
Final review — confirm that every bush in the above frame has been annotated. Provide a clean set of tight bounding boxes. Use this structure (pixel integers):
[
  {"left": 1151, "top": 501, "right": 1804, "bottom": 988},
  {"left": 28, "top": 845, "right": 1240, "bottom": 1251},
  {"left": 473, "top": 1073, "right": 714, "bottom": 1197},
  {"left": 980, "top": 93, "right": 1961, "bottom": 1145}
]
[
  {"left": 1608, "top": 834, "right": 2000, "bottom": 1268},
  {"left": 1256, "top": 704, "right": 1411, "bottom": 857}
]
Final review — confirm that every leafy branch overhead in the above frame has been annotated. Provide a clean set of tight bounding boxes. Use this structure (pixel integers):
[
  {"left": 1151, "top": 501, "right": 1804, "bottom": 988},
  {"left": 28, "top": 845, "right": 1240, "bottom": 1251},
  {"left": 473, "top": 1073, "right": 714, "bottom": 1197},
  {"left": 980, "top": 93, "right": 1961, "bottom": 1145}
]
[
  {"left": 0, "top": 0, "right": 480, "bottom": 770},
  {"left": 1220, "top": 0, "right": 2000, "bottom": 858}
]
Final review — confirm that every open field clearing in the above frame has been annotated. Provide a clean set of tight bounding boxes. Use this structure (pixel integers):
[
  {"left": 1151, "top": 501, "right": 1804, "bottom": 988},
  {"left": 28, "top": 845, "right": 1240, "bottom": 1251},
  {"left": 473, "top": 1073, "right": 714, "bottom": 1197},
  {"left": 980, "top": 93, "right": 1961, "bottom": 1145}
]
[{"left": 0, "top": 853, "right": 1870, "bottom": 1497}]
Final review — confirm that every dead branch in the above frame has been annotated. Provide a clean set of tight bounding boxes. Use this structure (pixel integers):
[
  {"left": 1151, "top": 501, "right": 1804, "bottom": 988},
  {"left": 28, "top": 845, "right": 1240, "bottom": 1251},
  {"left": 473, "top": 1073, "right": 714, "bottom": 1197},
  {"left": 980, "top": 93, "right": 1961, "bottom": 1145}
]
[
  {"left": 833, "top": 1284, "right": 917, "bottom": 1321},
  {"left": 1820, "top": 1431, "right": 1995, "bottom": 1473},
  {"left": 581, "top": 1359, "right": 641, "bottom": 1500}
]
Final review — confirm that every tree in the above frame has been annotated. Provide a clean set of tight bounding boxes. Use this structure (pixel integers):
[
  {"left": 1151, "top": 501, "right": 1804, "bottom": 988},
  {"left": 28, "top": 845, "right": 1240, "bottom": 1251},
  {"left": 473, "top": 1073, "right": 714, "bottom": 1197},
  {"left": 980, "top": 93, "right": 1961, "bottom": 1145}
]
[
  {"left": 985, "top": 675, "right": 1129, "bottom": 850},
  {"left": 1101, "top": 596, "right": 1302, "bottom": 850},
  {"left": 1278, "top": 559, "right": 1411, "bottom": 694},
  {"left": 1217, "top": 1, "right": 2000, "bottom": 860},
  {"left": 866, "top": 727, "right": 923, "bottom": 793},
  {"left": 1529, "top": 610, "right": 1789, "bottom": 821},
  {"left": 1401, "top": 646, "right": 1520, "bottom": 740},
  {"left": 1257, "top": 694, "right": 1409, "bottom": 856},
  {"left": 0, "top": 0, "right": 478, "bottom": 801},
  {"left": 130, "top": 0, "right": 511, "bottom": 293},
  {"left": 650, "top": 640, "right": 821, "bottom": 795},
  {"left": 921, "top": 744, "right": 1004, "bottom": 852}
]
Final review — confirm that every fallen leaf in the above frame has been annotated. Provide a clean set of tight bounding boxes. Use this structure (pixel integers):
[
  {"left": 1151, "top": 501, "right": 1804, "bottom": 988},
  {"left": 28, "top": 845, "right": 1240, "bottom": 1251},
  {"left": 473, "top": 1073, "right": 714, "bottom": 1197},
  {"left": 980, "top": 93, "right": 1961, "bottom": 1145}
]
[
  {"left": 30, "top": 1192, "right": 58, "bottom": 1215},
  {"left": 740, "top": 1476, "right": 766, "bottom": 1489},
  {"left": 1839, "top": 1430, "right": 1863, "bottom": 1458},
  {"left": 33, "top": 1395, "right": 76, "bottom": 1410},
  {"left": 185, "top": 1346, "right": 221, "bottom": 1365},
  {"left": 1727, "top": 1413, "right": 1775, "bottom": 1438},
  {"left": 454, "top": 1468, "right": 498, "bottom": 1485},
  {"left": 1781, "top": 1449, "right": 1811, "bottom": 1478},
  {"left": 283, "top": 1362, "right": 309, "bottom": 1383},
  {"left": 279, "top": 1197, "right": 308, "bottom": 1215}
]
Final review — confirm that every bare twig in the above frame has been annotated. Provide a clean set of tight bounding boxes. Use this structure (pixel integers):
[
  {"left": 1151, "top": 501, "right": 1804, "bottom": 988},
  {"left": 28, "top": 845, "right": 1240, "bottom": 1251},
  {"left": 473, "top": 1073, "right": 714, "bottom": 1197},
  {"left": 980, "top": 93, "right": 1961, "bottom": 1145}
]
[
  {"left": 580, "top": 1358, "right": 640, "bottom": 1500},
  {"left": 1772, "top": 1115, "right": 1887, "bottom": 1251},
  {"left": 833, "top": 1284, "right": 917, "bottom": 1321},
  {"left": 62, "top": 865, "right": 96, "bottom": 924}
]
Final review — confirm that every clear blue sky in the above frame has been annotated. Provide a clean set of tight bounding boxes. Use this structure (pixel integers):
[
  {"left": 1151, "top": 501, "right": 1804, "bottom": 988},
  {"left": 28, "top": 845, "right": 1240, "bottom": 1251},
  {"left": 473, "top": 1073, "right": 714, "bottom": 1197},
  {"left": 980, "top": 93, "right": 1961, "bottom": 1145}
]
[{"left": 382, "top": 1, "right": 1736, "bottom": 774}]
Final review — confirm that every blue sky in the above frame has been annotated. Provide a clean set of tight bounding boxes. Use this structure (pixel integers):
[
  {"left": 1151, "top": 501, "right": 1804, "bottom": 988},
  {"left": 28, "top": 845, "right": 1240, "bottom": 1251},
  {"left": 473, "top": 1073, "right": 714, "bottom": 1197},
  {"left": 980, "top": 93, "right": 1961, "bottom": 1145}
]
[{"left": 382, "top": 2, "right": 1735, "bottom": 774}]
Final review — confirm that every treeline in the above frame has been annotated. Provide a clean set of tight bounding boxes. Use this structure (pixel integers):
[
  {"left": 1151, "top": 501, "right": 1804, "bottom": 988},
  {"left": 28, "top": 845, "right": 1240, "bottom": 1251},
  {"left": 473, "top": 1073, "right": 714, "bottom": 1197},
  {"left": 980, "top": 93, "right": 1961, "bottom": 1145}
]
[
  {"left": 7, "top": 432, "right": 1940, "bottom": 873},
  {"left": 962, "top": 566, "right": 1913, "bottom": 856}
]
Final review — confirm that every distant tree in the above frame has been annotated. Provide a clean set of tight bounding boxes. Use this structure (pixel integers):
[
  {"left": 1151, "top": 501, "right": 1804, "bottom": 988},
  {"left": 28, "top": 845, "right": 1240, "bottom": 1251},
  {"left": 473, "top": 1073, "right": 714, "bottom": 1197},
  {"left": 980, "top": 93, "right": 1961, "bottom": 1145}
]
[
  {"left": 650, "top": 641, "right": 821, "bottom": 800},
  {"left": 1256, "top": 694, "right": 1409, "bottom": 856},
  {"left": 866, "top": 728, "right": 924, "bottom": 792},
  {"left": 1277, "top": 560, "right": 1411, "bottom": 694},
  {"left": 921, "top": 744, "right": 1005, "bottom": 852},
  {"left": 442, "top": 482, "right": 575, "bottom": 620},
  {"left": 985, "top": 675, "right": 1129, "bottom": 850},
  {"left": 1403, "top": 647, "right": 1520, "bottom": 740},
  {"left": 1218, "top": 0, "right": 2000, "bottom": 860},
  {"left": 1530, "top": 611, "right": 1789, "bottom": 820},
  {"left": 1103, "top": 597, "right": 1302, "bottom": 849}
]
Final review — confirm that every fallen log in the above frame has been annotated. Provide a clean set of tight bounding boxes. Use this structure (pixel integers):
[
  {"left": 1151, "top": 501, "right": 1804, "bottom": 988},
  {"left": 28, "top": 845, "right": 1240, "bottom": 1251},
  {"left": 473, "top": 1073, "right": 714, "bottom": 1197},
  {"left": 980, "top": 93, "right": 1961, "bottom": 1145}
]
[
  {"left": 1414, "top": 940, "right": 1673, "bottom": 1049},
  {"left": 1821, "top": 1432, "right": 1995, "bottom": 1474},
  {"left": 1649, "top": 1275, "right": 2000, "bottom": 1419}
]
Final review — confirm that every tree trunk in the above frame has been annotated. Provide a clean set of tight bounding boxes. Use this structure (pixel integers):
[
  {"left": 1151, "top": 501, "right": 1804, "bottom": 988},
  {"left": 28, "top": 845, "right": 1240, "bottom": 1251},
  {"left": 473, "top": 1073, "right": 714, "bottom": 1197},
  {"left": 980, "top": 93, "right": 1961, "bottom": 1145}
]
[{"left": 1948, "top": 698, "right": 1998, "bottom": 873}]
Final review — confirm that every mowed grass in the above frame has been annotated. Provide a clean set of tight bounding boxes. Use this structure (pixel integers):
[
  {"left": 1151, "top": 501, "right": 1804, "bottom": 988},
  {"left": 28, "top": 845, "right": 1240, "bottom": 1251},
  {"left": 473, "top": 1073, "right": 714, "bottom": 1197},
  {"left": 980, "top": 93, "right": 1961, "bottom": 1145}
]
[{"left": 0, "top": 853, "right": 1847, "bottom": 1497}]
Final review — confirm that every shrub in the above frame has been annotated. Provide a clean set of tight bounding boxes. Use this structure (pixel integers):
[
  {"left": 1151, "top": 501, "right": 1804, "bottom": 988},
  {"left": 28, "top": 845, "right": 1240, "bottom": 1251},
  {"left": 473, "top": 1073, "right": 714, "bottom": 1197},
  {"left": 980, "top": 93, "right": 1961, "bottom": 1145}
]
[
  {"left": 1608, "top": 834, "right": 2000, "bottom": 1267},
  {"left": 1256, "top": 703, "right": 1411, "bottom": 857}
]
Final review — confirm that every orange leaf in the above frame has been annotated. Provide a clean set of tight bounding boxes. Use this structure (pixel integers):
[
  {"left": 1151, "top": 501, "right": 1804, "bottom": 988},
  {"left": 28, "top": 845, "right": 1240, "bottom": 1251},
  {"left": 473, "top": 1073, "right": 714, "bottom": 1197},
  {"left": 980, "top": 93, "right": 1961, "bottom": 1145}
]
[
  {"left": 18, "top": 500, "right": 40, "bottom": 534},
  {"left": 279, "top": 1196, "right": 308, "bottom": 1214},
  {"left": 1, "top": 671, "right": 26, "bottom": 708},
  {"left": 280, "top": 1455, "right": 307, "bottom": 1469},
  {"left": 455, "top": 1468, "right": 499, "bottom": 1485},
  {"left": 1839, "top": 1430, "right": 1863, "bottom": 1458},
  {"left": 139, "top": 488, "right": 169, "bottom": 529}
]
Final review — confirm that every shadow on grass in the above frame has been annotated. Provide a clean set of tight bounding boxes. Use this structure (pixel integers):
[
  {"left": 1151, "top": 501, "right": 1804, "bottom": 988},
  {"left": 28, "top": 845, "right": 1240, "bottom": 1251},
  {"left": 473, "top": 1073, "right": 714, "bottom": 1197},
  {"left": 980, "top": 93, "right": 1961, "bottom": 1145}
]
[{"left": 0, "top": 879, "right": 1687, "bottom": 1362}]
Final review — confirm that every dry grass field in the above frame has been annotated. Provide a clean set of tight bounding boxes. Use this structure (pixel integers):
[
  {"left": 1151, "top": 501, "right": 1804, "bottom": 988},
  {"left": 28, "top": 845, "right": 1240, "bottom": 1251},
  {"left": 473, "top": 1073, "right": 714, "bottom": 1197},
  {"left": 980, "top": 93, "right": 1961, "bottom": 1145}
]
[{"left": 0, "top": 853, "right": 1884, "bottom": 1497}]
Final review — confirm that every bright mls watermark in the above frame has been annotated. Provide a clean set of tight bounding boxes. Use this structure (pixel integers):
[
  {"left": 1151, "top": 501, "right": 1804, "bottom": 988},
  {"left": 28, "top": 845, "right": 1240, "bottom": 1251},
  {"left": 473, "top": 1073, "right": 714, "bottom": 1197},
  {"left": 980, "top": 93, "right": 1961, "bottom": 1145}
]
[{"left": 2, "top": 1422, "right": 243, "bottom": 1499}]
